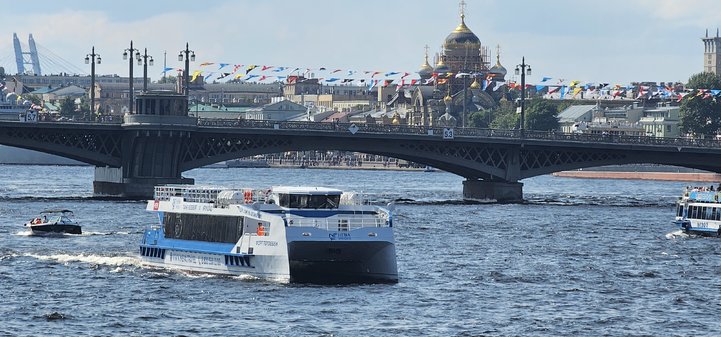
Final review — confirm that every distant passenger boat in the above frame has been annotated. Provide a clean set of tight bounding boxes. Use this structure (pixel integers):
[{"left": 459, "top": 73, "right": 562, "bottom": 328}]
[
  {"left": 674, "top": 188, "right": 721, "bottom": 236},
  {"left": 24, "top": 209, "right": 82, "bottom": 235},
  {"left": 139, "top": 185, "right": 398, "bottom": 283}
]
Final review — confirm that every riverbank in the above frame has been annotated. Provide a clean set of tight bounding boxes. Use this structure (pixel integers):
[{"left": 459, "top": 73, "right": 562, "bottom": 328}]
[{"left": 553, "top": 170, "right": 721, "bottom": 182}]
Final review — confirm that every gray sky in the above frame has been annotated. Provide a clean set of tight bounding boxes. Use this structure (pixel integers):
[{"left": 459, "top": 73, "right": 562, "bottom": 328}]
[{"left": 1, "top": 0, "right": 718, "bottom": 85}]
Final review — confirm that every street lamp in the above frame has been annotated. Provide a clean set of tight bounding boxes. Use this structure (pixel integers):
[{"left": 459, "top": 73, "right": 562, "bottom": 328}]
[
  {"left": 123, "top": 40, "right": 140, "bottom": 113},
  {"left": 515, "top": 57, "right": 532, "bottom": 136},
  {"left": 178, "top": 43, "right": 195, "bottom": 97},
  {"left": 456, "top": 72, "right": 471, "bottom": 128},
  {"left": 85, "top": 46, "right": 101, "bottom": 121},
  {"left": 139, "top": 48, "right": 154, "bottom": 92}
]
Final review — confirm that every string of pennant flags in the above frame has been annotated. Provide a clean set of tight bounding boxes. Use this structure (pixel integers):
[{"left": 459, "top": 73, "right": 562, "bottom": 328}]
[
  {"left": 161, "top": 61, "right": 721, "bottom": 101},
  {"left": 2, "top": 60, "right": 719, "bottom": 108}
]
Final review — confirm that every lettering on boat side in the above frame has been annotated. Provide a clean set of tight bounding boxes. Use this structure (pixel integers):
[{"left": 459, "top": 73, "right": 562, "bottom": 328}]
[
  {"left": 329, "top": 232, "right": 352, "bottom": 241},
  {"left": 181, "top": 203, "right": 213, "bottom": 212},
  {"left": 170, "top": 251, "right": 222, "bottom": 266},
  {"left": 256, "top": 240, "right": 278, "bottom": 247}
]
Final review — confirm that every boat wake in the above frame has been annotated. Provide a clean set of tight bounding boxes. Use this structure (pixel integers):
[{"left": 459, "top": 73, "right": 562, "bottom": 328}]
[
  {"left": 14, "top": 230, "right": 81, "bottom": 237},
  {"left": 22, "top": 252, "right": 140, "bottom": 268},
  {"left": 665, "top": 229, "right": 690, "bottom": 239}
]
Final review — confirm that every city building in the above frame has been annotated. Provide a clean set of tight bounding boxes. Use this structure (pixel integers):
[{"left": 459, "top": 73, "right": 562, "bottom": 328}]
[
  {"left": 639, "top": 104, "right": 680, "bottom": 137},
  {"left": 703, "top": 29, "right": 721, "bottom": 75},
  {"left": 283, "top": 76, "right": 376, "bottom": 113}
]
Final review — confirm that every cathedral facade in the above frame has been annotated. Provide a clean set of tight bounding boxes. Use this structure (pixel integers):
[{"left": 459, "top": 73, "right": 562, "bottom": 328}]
[{"left": 409, "top": 4, "right": 507, "bottom": 128}]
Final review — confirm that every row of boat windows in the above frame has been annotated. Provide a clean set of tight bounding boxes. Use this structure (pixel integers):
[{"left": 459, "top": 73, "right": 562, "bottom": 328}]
[
  {"left": 163, "top": 213, "right": 244, "bottom": 243},
  {"left": 140, "top": 246, "right": 166, "bottom": 259},
  {"left": 677, "top": 205, "right": 721, "bottom": 221},
  {"left": 278, "top": 194, "right": 340, "bottom": 209}
]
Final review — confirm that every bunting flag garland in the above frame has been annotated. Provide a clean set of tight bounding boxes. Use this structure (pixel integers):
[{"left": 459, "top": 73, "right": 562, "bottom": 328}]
[
  {"left": 146, "top": 56, "right": 701, "bottom": 104},
  {"left": 190, "top": 70, "right": 202, "bottom": 82},
  {"left": 572, "top": 87, "right": 583, "bottom": 98}
]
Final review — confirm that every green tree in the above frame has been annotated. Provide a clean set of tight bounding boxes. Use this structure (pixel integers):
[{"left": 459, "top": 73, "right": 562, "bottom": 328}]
[
  {"left": 687, "top": 72, "right": 721, "bottom": 89},
  {"left": 489, "top": 99, "right": 518, "bottom": 129},
  {"left": 24, "top": 94, "right": 42, "bottom": 105},
  {"left": 59, "top": 97, "right": 76, "bottom": 117},
  {"left": 158, "top": 75, "right": 177, "bottom": 84},
  {"left": 680, "top": 72, "right": 721, "bottom": 136},
  {"left": 468, "top": 110, "right": 490, "bottom": 128},
  {"left": 524, "top": 99, "right": 559, "bottom": 131}
]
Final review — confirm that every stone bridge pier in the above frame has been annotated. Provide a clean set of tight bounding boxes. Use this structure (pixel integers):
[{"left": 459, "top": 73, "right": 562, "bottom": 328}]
[
  {"left": 93, "top": 93, "right": 195, "bottom": 199},
  {"left": 462, "top": 180, "right": 523, "bottom": 203}
]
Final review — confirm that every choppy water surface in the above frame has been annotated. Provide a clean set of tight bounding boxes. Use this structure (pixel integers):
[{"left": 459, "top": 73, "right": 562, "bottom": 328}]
[{"left": 0, "top": 165, "right": 718, "bottom": 336}]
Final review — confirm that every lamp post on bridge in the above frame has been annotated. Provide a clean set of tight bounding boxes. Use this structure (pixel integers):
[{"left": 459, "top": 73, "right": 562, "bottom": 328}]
[
  {"left": 515, "top": 57, "right": 531, "bottom": 137},
  {"left": 123, "top": 41, "right": 140, "bottom": 114},
  {"left": 139, "top": 48, "right": 154, "bottom": 92},
  {"left": 84, "top": 46, "right": 101, "bottom": 121},
  {"left": 178, "top": 43, "right": 195, "bottom": 97}
]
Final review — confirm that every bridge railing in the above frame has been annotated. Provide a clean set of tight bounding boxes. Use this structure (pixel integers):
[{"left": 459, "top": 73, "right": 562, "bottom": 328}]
[{"left": 188, "top": 118, "right": 721, "bottom": 149}]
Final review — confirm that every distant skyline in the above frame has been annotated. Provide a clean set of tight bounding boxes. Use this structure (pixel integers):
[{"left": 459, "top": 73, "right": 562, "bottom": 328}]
[{"left": 2, "top": 0, "right": 721, "bottom": 85}]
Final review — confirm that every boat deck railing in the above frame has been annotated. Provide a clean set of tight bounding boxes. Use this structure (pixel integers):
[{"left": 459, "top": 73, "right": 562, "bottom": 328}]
[{"left": 286, "top": 215, "right": 389, "bottom": 230}]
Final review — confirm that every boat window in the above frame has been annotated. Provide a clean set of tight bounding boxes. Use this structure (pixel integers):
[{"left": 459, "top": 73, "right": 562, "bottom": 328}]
[
  {"left": 163, "top": 213, "right": 244, "bottom": 243},
  {"left": 712, "top": 208, "right": 718, "bottom": 221},
  {"left": 689, "top": 206, "right": 697, "bottom": 219},
  {"left": 278, "top": 193, "right": 340, "bottom": 209},
  {"left": 677, "top": 205, "right": 684, "bottom": 217}
]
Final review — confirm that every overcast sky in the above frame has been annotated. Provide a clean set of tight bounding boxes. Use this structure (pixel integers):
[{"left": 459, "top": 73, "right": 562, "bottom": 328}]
[{"left": 1, "top": 0, "right": 719, "bottom": 85}]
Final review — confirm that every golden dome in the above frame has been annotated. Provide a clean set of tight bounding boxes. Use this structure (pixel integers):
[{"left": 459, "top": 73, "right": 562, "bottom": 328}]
[
  {"left": 418, "top": 48, "right": 434, "bottom": 78},
  {"left": 435, "top": 58, "right": 450, "bottom": 74},
  {"left": 391, "top": 111, "right": 401, "bottom": 125},
  {"left": 445, "top": 15, "right": 480, "bottom": 45},
  {"left": 470, "top": 78, "right": 481, "bottom": 89},
  {"left": 443, "top": 93, "right": 453, "bottom": 104},
  {"left": 489, "top": 45, "right": 507, "bottom": 77}
]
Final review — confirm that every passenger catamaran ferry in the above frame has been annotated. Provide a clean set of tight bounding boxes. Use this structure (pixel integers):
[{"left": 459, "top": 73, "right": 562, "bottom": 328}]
[
  {"left": 139, "top": 185, "right": 398, "bottom": 283},
  {"left": 674, "top": 187, "right": 721, "bottom": 236}
]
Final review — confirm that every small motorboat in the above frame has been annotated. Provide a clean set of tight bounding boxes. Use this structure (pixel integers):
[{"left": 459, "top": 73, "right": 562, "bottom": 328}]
[{"left": 24, "top": 209, "right": 81, "bottom": 235}]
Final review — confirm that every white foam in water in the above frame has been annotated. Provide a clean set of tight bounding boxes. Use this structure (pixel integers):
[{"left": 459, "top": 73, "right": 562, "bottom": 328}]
[
  {"left": 665, "top": 229, "right": 689, "bottom": 239},
  {"left": 24, "top": 253, "right": 140, "bottom": 267}
]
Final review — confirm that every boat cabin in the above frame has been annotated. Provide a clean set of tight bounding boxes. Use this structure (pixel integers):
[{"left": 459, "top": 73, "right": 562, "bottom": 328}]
[{"left": 270, "top": 186, "right": 342, "bottom": 209}]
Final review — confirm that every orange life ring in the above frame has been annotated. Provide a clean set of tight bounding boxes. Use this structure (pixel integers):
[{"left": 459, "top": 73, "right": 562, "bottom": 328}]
[{"left": 256, "top": 224, "right": 265, "bottom": 236}]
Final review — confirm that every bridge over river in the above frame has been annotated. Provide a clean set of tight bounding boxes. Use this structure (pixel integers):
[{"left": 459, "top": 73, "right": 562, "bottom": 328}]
[{"left": 2, "top": 92, "right": 720, "bottom": 202}]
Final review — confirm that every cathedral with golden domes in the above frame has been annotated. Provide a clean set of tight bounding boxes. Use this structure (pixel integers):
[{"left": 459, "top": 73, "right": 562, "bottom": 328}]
[{"left": 409, "top": 1, "right": 507, "bottom": 127}]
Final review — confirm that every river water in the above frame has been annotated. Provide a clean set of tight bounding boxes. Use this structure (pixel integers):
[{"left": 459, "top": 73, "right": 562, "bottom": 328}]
[{"left": 0, "top": 165, "right": 718, "bottom": 336}]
